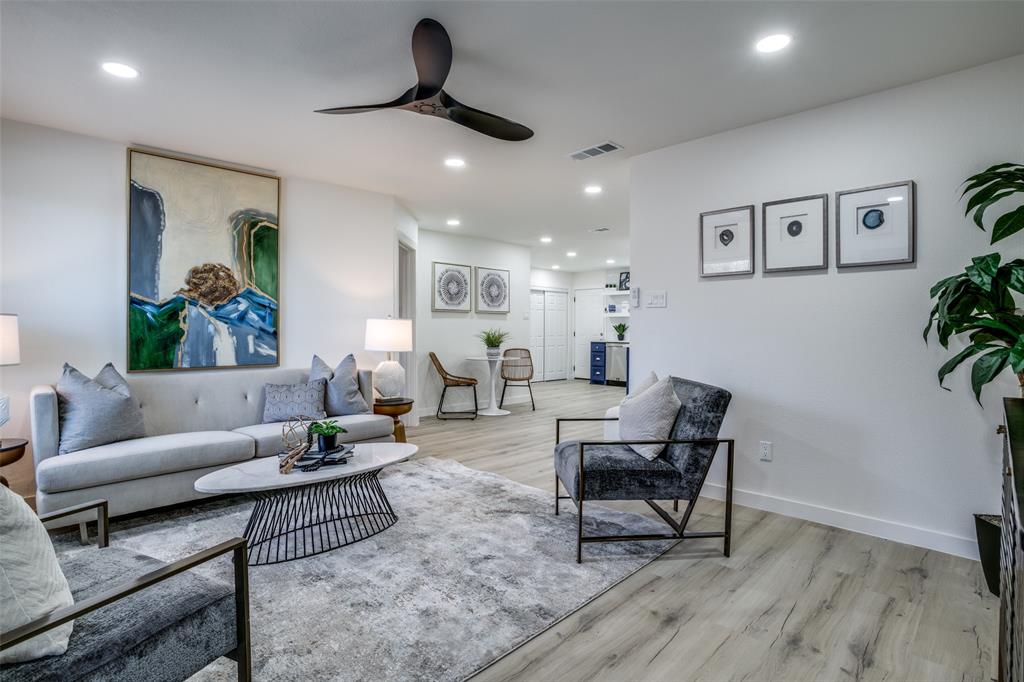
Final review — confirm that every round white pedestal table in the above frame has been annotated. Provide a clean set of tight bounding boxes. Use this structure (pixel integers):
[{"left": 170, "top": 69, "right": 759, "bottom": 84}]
[{"left": 466, "top": 356, "right": 510, "bottom": 416}]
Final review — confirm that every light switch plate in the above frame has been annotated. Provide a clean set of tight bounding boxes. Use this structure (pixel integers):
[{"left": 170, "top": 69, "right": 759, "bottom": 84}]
[{"left": 646, "top": 290, "right": 667, "bottom": 308}]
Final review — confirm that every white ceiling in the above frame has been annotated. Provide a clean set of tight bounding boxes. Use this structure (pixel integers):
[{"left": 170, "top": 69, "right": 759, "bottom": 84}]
[{"left": 3, "top": 2, "right": 1023, "bottom": 272}]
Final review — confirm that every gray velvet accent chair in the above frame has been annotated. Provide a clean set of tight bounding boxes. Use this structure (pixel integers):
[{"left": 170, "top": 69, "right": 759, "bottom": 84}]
[
  {"left": 0, "top": 500, "right": 252, "bottom": 681},
  {"left": 554, "top": 377, "right": 734, "bottom": 562}
]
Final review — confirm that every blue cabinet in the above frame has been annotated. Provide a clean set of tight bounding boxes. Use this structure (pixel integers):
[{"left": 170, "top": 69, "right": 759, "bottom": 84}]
[
  {"left": 591, "top": 341, "right": 629, "bottom": 387},
  {"left": 590, "top": 342, "right": 606, "bottom": 384}
]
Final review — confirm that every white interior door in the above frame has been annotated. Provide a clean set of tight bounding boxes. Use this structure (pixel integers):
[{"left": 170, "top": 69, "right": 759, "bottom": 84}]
[
  {"left": 573, "top": 289, "right": 605, "bottom": 378},
  {"left": 529, "top": 290, "right": 546, "bottom": 379},
  {"left": 543, "top": 291, "right": 568, "bottom": 381}
]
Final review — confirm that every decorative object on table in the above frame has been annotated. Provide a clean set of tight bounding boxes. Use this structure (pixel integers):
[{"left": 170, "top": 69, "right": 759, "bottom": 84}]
[
  {"left": 309, "top": 420, "right": 346, "bottom": 454},
  {"left": 0, "top": 439, "right": 28, "bottom": 489},
  {"left": 127, "top": 149, "right": 280, "bottom": 372},
  {"left": 281, "top": 415, "right": 313, "bottom": 451},
  {"left": 475, "top": 266, "right": 510, "bottom": 313},
  {"left": 278, "top": 442, "right": 311, "bottom": 474},
  {"left": 364, "top": 318, "right": 414, "bottom": 400},
  {"left": 55, "top": 363, "right": 145, "bottom": 455},
  {"left": 261, "top": 379, "right": 327, "bottom": 423},
  {"left": 477, "top": 328, "right": 511, "bottom": 359},
  {"left": 629, "top": 287, "right": 640, "bottom": 308},
  {"left": 699, "top": 205, "right": 755, "bottom": 277},
  {"left": 762, "top": 194, "right": 828, "bottom": 272},
  {"left": 836, "top": 180, "right": 915, "bottom": 267},
  {"left": 0, "top": 314, "right": 19, "bottom": 429},
  {"left": 310, "top": 354, "right": 369, "bottom": 415},
  {"left": 428, "top": 352, "right": 478, "bottom": 419},
  {"left": 499, "top": 349, "right": 535, "bottom": 411},
  {"left": 373, "top": 399, "right": 414, "bottom": 442},
  {"left": 612, "top": 323, "right": 629, "bottom": 341},
  {"left": 618, "top": 271, "right": 630, "bottom": 290},
  {"left": 607, "top": 303, "right": 616, "bottom": 313},
  {"left": 432, "top": 261, "right": 472, "bottom": 312}
]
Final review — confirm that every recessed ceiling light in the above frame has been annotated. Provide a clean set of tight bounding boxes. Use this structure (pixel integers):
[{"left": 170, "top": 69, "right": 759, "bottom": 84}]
[
  {"left": 444, "top": 157, "right": 465, "bottom": 168},
  {"left": 540, "top": 236, "right": 552, "bottom": 243},
  {"left": 887, "top": 196, "right": 904, "bottom": 202},
  {"left": 606, "top": 259, "right": 616, "bottom": 264},
  {"left": 584, "top": 185, "right": 602, "bottom": 195},
  {"left": 446, "top": 219, "right": 460, "bottom": 226},
  {"left": 552, "top": 265, "right": 560, "bottom": 270},
  {"left": 755, "top": 34, "right": 792, "bottom": 54},
  {"left": 566, "top": 251, "right": 577, "bottom": 258},
  {"left": 102, "top": 62, "right": 139, "bottom": 79}
]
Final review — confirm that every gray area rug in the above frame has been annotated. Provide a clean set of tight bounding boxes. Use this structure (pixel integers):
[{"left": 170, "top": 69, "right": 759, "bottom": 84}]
[{"left": 55, "top": 458, "right": 674, "bottom": 681}]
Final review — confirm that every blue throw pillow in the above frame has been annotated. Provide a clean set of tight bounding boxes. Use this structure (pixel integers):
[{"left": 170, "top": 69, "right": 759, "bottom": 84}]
[{"left": 262, "top": 379, "right": 327, "bottom": 423}]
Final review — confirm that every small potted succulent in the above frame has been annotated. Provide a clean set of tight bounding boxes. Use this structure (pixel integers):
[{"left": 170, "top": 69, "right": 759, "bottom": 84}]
[
  {"left": 309, "top": 419, "right": 346, "bottom": 453},
  {"left": 612, "top": 322, "right": 629, "bottom": 341},
  {"left": 477, "top": 328, "right": 511, "bottom": 359}
]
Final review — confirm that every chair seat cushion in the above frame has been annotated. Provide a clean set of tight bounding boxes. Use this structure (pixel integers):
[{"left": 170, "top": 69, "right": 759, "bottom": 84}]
[
  {"left": 36, "top": 432, "right": 254, "bottom": 493},
  {"left": 554, "top": 440, "right": 686, "bottom": 501},
  {"left": 0, "top": 548, "right": 236, "bottom": 682},
  {"left": 235, "top": 414, "right": 395, "bottom": 457}
]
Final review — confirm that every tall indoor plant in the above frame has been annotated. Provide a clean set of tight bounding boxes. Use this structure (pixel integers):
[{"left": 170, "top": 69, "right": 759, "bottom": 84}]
[{"left": 925, "top": 162, "right": 1024, "bottom": 594}]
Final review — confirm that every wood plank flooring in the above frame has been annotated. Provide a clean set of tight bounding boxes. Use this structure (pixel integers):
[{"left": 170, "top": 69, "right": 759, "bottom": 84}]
[{"left": 407, "top": 379, "right": 997, "bottom": 682}]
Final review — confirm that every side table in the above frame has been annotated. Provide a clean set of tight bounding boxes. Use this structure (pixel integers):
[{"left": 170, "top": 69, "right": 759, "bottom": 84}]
[
  {"left": 373, "top": 399, "right": 414, "bottom": 443},
  {"left": 0, "top": 438, "right": 29, "bottom": 488}
]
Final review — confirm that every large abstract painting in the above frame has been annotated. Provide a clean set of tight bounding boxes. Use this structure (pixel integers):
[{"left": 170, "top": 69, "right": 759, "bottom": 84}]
[{"left": 128, "top": 150, "right": 280, "bottom": 371}]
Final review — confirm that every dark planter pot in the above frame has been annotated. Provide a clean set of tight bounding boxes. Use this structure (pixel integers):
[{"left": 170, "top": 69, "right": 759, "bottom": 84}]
[
  {"left": 317, "top": 433, "right": 338, "bottom": 453},
  {"left": 975, "top": 513, "right": 1001, "bottom": 596},
  {"left": 616, "top": 334, "right": 625, "bottom": 341}
]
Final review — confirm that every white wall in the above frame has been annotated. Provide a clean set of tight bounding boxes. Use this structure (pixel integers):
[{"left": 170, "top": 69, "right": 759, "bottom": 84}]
[
  {"left": 0, "top": 119, "right": 400, "bottom": 495},
  {"left": 529, "top": 268, "right": 572, "bottom": 291},
  {"left": 415, "top": 230, "right": 532, "bottom": 415},
  {"left": 630, "top": 56, "right": 1024, "bottom": 558}
]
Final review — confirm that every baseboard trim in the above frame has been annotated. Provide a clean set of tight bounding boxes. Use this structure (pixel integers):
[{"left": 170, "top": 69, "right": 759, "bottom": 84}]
[
  {"left": 700, "top": 482, "right": 978, "bottom": 559},
  {"left": 415, "top": 394, "right": 532, "bottom": 420}
]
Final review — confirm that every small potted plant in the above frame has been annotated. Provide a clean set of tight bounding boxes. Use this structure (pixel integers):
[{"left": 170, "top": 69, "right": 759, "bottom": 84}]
[
  {"left": 309, "top": 420, "right": 346, "bottom": 453},
  {"left": 477, "top": 328, "right": 511, "bottom": 359},
  {"left": 612, "top": 323, "right": 629, "bottom": 341}
]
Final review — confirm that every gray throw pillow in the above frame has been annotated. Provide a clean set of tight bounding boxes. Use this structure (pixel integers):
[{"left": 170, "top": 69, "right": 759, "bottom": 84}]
[
  {"left": 57, "top": 363, "right": 145, "bottom": 455},
  {"left": 618, "top": 376, "right": 682, "bottom": 461},
  {"left": 310, "top": 354, "right": 369, "bottom": 416},
  {"left": 262, "top": 379, "right": 327, "bottom": 423}
]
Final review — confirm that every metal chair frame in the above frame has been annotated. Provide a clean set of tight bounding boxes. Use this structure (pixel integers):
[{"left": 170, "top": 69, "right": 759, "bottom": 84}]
[{"left": 499, "top": 348, "right": 535, "bottom": 411}]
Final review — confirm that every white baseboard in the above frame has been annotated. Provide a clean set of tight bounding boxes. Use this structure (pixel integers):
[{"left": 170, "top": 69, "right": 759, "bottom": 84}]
[
  {"left": 415, "top": 394, "right": 531, "bottom": 420},
  {"left": 700, "top": 482, "right": 978, "bottom": 560}
]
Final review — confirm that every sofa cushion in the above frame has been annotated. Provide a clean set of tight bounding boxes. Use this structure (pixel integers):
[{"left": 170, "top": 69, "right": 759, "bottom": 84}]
[
  {"left": 36, "top": 431, "right": 254, "bottom": 494},
  {"left": 57, "top": 363, "right": 145, "bottom": 455},
  {"left": 235, "top": 414, "right": 396, "bottom": 457},
  {"left": 0, "top": 548, "right": 235, "bottom": 682},
  {"left": 310, "top": 354, "right": 370, "bottom": 416},
  {"left": 554, "top": 440, "right": 686, "bottom": 502},
  {"left": 261, "top": 379, "right": 327, "bottom": 423}
]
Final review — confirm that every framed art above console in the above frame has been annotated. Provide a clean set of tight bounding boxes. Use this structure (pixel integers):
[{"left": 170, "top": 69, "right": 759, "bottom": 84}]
[
  {"left": 127, "top": 149, "right": 280, "bottom": 372},
  {"left": 699, "top": 205, "right": 754, "bottom": 277},
  {"left": 762, "top": 194, "right": 828, "bottom": 273},
  {"left": 836, "top": 180, "right": 916, "bottom": 268}
]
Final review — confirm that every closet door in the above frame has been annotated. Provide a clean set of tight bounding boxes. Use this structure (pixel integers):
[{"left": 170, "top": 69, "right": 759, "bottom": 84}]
[
  {"left": 529, "top": 290, "right": 546, "bottom": 380},
  {"left": 544, "top": 291, "right": 568, "bottom": 381}
]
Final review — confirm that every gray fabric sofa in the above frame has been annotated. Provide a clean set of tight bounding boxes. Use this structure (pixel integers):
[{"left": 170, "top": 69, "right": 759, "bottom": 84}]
[{"left": 30, "top": 367, "right": 393, "bottom": 518}]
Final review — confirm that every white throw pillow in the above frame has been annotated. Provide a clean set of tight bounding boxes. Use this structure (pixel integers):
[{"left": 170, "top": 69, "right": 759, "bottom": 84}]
[
  {"left": 618, "top": 376, "right": 681, "bottom": 461},
  {"left": 625, "top": 371, "right": 659, "bottom": 400},
  {"left": 0, "top": 486, "right": 74, "bottom": 663}
]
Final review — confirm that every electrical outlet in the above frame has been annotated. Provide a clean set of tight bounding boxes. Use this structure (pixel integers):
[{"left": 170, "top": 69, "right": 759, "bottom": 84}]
[{"left": 759, "top": 441, "right": 773, "bottom": 462}]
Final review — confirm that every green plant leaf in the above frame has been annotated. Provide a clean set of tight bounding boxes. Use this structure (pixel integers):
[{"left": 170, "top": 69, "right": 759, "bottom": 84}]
[
  {"left": 971, "top": 348, "right": 1010, "bottom": 403},
  {"left": 992, "top": 205, "right": 1024, "bottom": 243},
  {"left": 929, "top": 273, "right": 963, "bottom": 299},
  {"left": 965, "top": 253, "right": 1000, "bottom": 291},
  {"left": 938, "top": 343, "right": 995, "bottom": 389},
  {"left": 1010, "top": 338, "right": 1024, "bottom": 374}
]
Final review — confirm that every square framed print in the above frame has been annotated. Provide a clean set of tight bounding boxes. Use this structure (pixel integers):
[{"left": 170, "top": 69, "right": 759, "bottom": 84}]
[
  {"left": 700, "top": 205, "right": 754, "bottom": 277},
  {"left": 762, "top": 194, "right": 828, "bottom": 273},
  {"left": 432, "top": 261, "right": 472, "bottom": 312},
  {"left": 475, "top": 266, "right": 510, "bottom": 313},
  {"left": 836, "top": 181, "right": 915, "bottom": 267}
]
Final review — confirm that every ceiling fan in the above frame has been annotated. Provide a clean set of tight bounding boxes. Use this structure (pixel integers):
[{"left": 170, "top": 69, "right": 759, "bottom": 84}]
[{"left": 315, "top": 18, "right": 533, "bottom": 142}]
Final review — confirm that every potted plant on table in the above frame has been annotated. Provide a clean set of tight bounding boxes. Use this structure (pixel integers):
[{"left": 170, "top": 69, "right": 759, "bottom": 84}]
[
  {"left": 612, "top": 323, "right": 629, "bottom": 341},
  {"left": 477, "top": 328, "right": 511, "bottom": 359},
  {"left": 924, "top": 162, "right": 1024, "bottom": 595},
  {"left": 309, "top": 420, "right": 346, "bottom": 453}
]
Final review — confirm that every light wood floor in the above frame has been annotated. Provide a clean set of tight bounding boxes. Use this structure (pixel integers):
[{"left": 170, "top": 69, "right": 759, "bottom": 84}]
[{"left": 407, "top": 379, "right": 997, "bottom": 682}]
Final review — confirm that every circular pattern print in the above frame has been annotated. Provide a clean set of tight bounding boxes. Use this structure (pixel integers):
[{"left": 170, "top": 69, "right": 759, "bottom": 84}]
[
  {"left": 437, "top": 268, "right": 469, "bottom": 306},
  {"left": 718, "top": 229, "right": 734, "bottom": 246},
  {"left": 479, "top": 272, "right": 508, "bottom": 308},
  {"left": 786, "top": 220, "right": 803, "bottom": 237},
  {"left": 862, "top": 208, "right": 885, "bottom": 230}
]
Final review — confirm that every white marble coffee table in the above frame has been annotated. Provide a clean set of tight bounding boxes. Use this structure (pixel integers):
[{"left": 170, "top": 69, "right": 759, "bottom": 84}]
[{"left": 195, "top": 442, "right": 417, "bottom": 565}]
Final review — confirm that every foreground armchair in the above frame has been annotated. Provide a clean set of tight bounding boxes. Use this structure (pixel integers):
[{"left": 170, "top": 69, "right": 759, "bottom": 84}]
[
  {"left": 554, "top": 377, "right": 733, "bottom": 562},
  {"left": 0, "top": 500, "right": 252, "bottom": 681}
]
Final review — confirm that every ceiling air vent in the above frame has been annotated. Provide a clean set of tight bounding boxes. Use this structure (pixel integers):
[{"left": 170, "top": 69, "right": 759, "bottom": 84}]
[
  {"left": 569, "top": 141, "right": 623, "bottom": 161},
  {"left": 587, "top": 227, "right": 612, "bottom": 233}
]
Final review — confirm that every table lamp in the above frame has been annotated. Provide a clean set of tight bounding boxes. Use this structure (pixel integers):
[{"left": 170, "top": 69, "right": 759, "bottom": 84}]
[
  {"left": 365, "top": 318, "right": 413, "bottom": 402},
  {"left": 0, "top": 314, "right": 21, "bottom": 428}
]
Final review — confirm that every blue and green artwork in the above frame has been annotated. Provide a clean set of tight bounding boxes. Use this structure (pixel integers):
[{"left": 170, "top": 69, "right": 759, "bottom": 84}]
[{"left": 128, "top": 150, "right": 280, "bottom": 371}]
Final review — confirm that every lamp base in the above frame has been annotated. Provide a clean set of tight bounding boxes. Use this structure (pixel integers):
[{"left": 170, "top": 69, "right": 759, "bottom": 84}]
[{"left": 374, "top": 360, "right": 406, "bottom": 400}]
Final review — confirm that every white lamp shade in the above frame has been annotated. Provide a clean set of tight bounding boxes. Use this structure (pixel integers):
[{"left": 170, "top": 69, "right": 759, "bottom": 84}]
[
  {"left": 0, "top": 314, "right": 20, "bottom": 366},
  {"left": 365, "top": 319, "right": 413, "bottom": 353}
]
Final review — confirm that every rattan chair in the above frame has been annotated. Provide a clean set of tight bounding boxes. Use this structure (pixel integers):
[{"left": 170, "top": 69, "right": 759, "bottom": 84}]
[
  {"left": 499, "top": 348, "right": 535, "bottom": 410},
  {"left": 428, "top": 352, "right": 478, "bottom": 420}
]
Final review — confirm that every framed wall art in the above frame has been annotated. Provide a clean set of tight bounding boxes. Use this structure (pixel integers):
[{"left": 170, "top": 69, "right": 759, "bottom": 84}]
[
  {"left": 762, "top": 194, "right": 828, "bottom": 273},
  {"left": 127, "top": 149, "right": 280, "bottom": 372},
  {"left": 699, "top": 205, "right": 754, "bottom": 277},
  {"left": 618, "top": 271, "right": 630, "bottom": 290},
  {"left": 836, "top": 180, "right": 915, "bottom": 267},
  {"left": 475, "top": 266, "right": 510, "bottom": 313},
  {"left": 432, "top": 261, "right": 472, "bottom": 312}
]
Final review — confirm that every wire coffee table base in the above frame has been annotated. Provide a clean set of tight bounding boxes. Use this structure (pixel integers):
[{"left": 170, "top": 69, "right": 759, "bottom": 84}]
[{"left": 242, "top": 469, "right": 397, "bottom": 566}]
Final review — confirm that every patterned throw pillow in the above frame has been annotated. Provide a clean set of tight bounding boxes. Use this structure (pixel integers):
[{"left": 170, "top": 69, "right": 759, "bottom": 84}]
[
  {"left": 262, "top": 379, "right": 327, "bottom": 423},
  {"left": 618, "top": 376, "right": 682, "bottom": 461},
  {"left": 309, "top": 354, "right": 369, "bottom": 416},
  {"left": 57, "top": 363, "right": 145, "bottom": 454}
]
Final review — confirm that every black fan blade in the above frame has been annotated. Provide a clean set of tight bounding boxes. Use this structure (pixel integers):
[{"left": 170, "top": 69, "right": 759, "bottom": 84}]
[
  {"left": 315, "top": 86, "right": 416, "bottom": 115},
  {"left": 411, "top": 18, "right": 452, "bottom": 100},
  {"left": 440, "top": 91, "right": 533, "bottom": 141}
]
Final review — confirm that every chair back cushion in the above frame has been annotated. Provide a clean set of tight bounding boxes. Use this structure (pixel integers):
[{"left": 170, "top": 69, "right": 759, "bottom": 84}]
[
  {"left": 0, "top": 486, "right": 74, "bottom": 663},
  {"left": 618, "top": 377, "right": 682, "bottom": 460},
  {"left": 663, "top": 377, "right": 732, "bottom": 496},
  {"left": 56, "top": 363, "right": 145, "bottom": 455}
]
